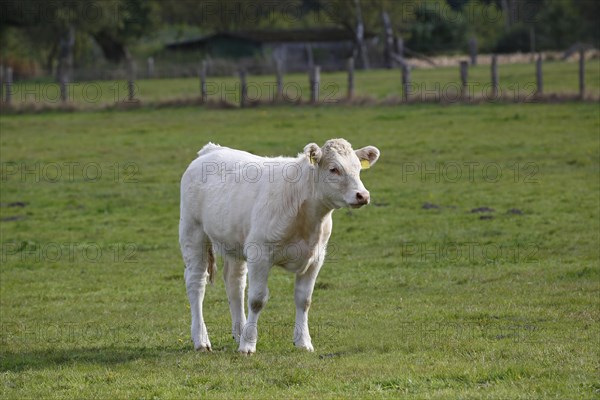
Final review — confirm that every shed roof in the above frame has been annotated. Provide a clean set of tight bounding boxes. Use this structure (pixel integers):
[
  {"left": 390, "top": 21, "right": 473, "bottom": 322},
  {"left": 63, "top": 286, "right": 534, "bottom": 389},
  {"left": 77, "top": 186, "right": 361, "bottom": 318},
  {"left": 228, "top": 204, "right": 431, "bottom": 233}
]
[{"left": 166, "top": 28, "right": 375, "bottom": 50}]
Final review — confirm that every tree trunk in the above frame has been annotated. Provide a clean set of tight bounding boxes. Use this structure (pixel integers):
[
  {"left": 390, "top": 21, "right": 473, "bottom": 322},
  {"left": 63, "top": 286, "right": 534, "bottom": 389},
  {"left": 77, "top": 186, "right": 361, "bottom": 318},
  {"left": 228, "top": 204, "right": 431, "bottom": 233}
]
[
  {"left": 45, "top": 42, "right": 57, "bottom": 76},
  {"left": 468, "top": 38, "right": 477, "bottom": 65},
  {"left": 92, "top": 30, "right": 128, "bottom": 63},
  {"left": 500, "top": 0, "right": 511, "bottom": 31},
  {"left": 306, "top": 44, "right": 314, "bottom": 71},
  {"left": 354, "top": 0, "right": 369, "bottom": 70},
  {"left": 381, "top": 11, "right": 394, "bottom": 69},
  {"left": 56, "top": 26, "right": 75, "bottom": 84}
]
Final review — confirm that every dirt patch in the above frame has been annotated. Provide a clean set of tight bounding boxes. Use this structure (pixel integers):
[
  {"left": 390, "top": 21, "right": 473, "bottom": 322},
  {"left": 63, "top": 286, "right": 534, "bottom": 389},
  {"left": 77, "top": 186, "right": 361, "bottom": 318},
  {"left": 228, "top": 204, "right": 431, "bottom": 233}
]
[
  {"left": 471, "top": 207, "right": 495, "bottom": 213},
  {"left": 372, "top": 201, "right": 389, "bottom": 207},
  {"left": 0, "top": 202, "right": 27, "bottom": 208},
  {"left": 1, "top": 215, "right": 26, "bottom": 222}
]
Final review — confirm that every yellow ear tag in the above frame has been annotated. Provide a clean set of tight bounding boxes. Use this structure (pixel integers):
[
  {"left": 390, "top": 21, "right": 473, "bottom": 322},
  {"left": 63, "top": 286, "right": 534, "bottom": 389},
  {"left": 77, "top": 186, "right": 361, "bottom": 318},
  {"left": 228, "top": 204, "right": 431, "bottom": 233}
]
[
  {"left": 310, "top": 155, "right": 316, "bottom": 165},
  {"left": 360, "top": 159, "right": 370, "bottom": 170}
]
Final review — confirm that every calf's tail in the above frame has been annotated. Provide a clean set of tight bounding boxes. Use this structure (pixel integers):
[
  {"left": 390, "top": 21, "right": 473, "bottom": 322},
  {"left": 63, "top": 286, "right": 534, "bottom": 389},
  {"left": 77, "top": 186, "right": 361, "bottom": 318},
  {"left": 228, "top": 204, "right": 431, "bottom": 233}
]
[{"left": 206, "top": 241, "right": 217, "bottom": 285}]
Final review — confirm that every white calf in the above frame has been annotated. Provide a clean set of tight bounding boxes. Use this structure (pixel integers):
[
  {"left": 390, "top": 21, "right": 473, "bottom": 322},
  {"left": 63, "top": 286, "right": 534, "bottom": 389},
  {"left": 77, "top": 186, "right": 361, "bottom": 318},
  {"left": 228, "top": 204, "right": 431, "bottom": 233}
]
[{"left": 179, "top": 138, "right": 380, "bottom": 354}]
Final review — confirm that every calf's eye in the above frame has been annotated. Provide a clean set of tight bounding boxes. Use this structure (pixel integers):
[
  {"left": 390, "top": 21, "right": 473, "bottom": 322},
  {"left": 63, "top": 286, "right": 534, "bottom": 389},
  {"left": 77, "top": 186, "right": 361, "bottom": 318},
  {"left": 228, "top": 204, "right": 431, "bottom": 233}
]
[{"left": 329, "top": 167, "right": 340, "bottom": 175}]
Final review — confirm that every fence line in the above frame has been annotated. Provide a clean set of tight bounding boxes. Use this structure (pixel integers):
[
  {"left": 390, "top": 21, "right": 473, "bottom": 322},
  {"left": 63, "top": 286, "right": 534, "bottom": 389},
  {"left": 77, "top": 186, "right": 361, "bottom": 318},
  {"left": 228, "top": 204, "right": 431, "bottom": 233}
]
[{"left": 0, "top": 52, "right": 596, "bottom": 111}]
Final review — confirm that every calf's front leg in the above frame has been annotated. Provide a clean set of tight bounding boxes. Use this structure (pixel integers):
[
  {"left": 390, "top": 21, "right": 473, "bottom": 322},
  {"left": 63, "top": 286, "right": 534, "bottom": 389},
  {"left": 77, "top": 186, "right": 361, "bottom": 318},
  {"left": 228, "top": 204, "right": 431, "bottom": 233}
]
[
  {"left": 293, "top": 262, "right": 321, "bottom": 352},
  {"left": 238, "top": 260, "right": 271, "bottom": 355}
]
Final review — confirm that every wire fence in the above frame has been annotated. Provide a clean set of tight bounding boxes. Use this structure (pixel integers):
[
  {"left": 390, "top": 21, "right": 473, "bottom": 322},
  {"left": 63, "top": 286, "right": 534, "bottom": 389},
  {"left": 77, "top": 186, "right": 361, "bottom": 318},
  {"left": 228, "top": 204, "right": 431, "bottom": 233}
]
[{"left": 1, "top": 50, "right": 598, "bottom": 113}]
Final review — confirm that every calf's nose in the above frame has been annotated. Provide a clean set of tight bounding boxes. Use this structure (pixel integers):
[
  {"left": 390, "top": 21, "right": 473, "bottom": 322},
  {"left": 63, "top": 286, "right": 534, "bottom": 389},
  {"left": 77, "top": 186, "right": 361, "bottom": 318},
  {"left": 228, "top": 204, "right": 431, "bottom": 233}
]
[{"left": 356, "top": 191, "right": 370, "bottom": 205}]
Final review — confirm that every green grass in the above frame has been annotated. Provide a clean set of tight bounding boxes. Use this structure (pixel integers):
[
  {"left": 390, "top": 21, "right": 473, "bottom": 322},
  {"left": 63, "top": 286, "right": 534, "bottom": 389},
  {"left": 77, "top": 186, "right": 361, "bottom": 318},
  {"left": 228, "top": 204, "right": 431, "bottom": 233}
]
[
  {"left": 1, "top": 103, "right": 599, "bottom": 399},
  {"left": 7, "top": 60, "right": 600, "bottom": 109}
]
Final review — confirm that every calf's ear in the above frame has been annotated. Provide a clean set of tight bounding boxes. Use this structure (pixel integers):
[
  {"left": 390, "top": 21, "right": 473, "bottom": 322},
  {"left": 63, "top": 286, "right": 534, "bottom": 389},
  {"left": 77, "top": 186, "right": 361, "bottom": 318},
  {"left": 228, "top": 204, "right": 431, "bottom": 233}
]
[
  {"left": 355, "top": 146, "right": 380, "bottom": 169},
  {"left": 304, "top": 143, "right": 322, "bottom": 166}
]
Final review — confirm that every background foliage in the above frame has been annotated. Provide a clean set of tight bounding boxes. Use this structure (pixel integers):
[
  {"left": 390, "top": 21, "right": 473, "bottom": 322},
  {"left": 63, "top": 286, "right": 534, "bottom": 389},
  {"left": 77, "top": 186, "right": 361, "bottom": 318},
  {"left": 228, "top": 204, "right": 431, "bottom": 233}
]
[{"left": 1, "top": 0, "right": 598, "bottom": 77}]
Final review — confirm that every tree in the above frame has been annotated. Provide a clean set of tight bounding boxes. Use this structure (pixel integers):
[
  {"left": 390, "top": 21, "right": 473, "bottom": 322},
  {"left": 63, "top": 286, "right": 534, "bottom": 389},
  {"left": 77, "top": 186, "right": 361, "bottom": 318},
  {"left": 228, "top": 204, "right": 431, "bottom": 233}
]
[
  {"left": 156, "top": 0, "right": 307, "bottom": 33},
  {"left": 406, "top": 1, "right": 468, "bottom": 54},
  {"left": 0, "top": 0, "right": 158, "bottom": 73}
]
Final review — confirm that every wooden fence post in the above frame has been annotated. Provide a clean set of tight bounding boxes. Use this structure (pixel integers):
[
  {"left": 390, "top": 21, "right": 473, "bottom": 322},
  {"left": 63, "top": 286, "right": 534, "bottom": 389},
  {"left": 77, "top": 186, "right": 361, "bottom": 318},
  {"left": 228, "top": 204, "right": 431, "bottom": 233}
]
[
  {"left": 59, "top": 74, "right": 67, "bottom": 103},
  {"left": 275, "top": 58, "right": 283, "bottom": 102},
  {"left": 310, "top": 65, "right": 320, "bottom": 104},
  {"left": 127, "top": 58, "right": 136, "bottom": 102},
  {"left": 58, "top": 76, "right": 67, "bottom": 103},
  {"left": 468, "top": 38, "right": 478, "bottom": 66},
  {"left": 401, "top": 64, "right": 411, "bottom": 102},
  {"left": 57, "top": 46, "right": 69, "bottom": 103},
  {"left": 536, "top": 54, "right": 543, "bottom": 95},
  {"left": 5, "top": 67, "right": 12, "bottom": 104},
  {"left": 199, "top": 60, "right": 207, "bottom": 103},
  {"left": 347, "top": 58, "right": 354, "bottom": 99},
  {"left": 460, "top": 61, "right": 468, "bottom": 99},
  {"left": 579, "top": 49, "right": 585, "bottom": 99},
  {"left": 147, "top": 57, "right": 154, "bottom": 79},
  {"left": 0, "top": 65, "right": 4, "bottom": 100},
  {"left": 239, "top": 69, "right": 247, "bottom": 108},
  {"left": 491, "top": 55, "right": 498, "bottom": 99}
]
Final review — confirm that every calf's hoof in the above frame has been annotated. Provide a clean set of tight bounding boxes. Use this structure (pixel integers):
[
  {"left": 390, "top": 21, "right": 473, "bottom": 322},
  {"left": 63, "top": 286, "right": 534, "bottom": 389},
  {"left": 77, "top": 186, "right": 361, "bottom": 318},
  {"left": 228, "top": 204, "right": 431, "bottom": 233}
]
[
  {"left": 238, "top": 342, "right": 256, "bottom": 355},
  {"left": 193, "top": 339, "right": 212, "bottom": 352},
  {"left": 294, "top": 341, "right": 314, "bottom": 352}
]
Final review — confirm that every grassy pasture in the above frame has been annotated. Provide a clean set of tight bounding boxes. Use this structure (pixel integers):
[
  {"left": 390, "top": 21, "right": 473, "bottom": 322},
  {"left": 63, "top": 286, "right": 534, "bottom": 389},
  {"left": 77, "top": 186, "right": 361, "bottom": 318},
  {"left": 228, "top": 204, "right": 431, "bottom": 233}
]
[
  {"left": 6, "top": 60, "right": 600, "bottom": 109},
  {"left": 0, "top": 102, "right": 599, "bottom": 399}
]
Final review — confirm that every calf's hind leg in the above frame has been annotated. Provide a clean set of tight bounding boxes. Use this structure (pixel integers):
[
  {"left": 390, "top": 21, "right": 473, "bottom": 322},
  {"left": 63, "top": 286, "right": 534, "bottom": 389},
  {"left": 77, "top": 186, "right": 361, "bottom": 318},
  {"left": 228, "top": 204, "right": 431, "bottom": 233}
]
[
  {"left": 223, "top": 256, "right": 247, "bottom": 343},
  {"left": 180, "top": 218, "right": 213, "bottom": 351}
]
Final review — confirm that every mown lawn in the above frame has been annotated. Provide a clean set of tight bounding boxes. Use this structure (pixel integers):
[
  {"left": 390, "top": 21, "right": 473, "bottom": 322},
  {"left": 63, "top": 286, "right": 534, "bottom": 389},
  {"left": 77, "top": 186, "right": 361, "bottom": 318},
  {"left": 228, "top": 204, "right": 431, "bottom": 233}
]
[
  {"left": 7, "top": 59, "right": 600, "bottom": 109},
  {"left": 0, "top": 103, "right": 598, "bottom": 399}
]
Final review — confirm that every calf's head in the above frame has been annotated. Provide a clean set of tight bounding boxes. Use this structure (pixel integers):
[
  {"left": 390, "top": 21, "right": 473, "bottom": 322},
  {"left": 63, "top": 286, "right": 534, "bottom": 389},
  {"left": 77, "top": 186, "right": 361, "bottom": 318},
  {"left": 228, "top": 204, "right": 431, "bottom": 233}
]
[{"left": 304, "top": 139, "right": 380, "bottom": 209}]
